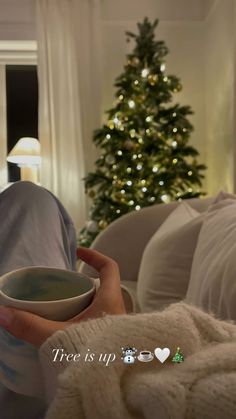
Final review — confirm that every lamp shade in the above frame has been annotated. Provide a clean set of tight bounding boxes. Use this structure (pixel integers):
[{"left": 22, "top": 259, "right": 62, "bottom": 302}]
[{"left": 7, "top": 137, "right": 41, "bottom": 165}]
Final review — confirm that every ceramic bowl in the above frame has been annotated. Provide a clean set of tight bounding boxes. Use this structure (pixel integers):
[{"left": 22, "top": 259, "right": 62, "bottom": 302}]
[{"left": 0, "top": 267, "right": 96, "bottom": 397}]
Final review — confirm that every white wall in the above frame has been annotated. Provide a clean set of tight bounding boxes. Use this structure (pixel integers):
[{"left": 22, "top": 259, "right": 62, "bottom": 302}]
[
  {"left": 0, "top": 0, "right": 35, "bottom": 40},
  {"left": 0, "top": 0, "right": 234, "bottom": 196},
  {"left": 205, "top": 0, "right": 235, "bottom": 194}
]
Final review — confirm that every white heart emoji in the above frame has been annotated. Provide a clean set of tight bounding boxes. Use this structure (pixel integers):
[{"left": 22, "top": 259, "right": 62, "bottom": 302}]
[{"left": 154, "top": 347, "right": 170, "bottom": 363}]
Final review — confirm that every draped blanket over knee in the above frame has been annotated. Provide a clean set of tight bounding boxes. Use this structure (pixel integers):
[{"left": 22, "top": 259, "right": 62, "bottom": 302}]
[{"left": 39, "top": 303, "right": 236, "bottom": 419}]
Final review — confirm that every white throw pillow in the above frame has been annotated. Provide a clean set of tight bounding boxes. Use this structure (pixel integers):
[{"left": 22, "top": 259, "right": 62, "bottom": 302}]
[
  {"left": 186, "top": 198, "right": 236, "bottom": 321},
  {"left": 137, "top": 202, "right": 202, "bottom": 312}
]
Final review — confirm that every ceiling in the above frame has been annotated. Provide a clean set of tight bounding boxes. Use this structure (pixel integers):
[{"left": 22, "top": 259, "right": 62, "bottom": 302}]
[
  {"left": 101, "top": 0, "right": 217, "bottom": 22},
  {"left": 0, "top": 0, "right": 217, "bottom": 40}
]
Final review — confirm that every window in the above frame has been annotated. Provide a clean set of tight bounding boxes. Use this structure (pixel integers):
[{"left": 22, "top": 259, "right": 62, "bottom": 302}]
[
  {"left": 6, "top": 65, "right": 38, "bottom": 182},
  {"left": 0, "top": 41, "right": 37, "bottom": 186}
]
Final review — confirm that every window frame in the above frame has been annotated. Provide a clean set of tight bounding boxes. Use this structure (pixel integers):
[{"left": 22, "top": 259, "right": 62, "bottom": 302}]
[{"left": 0, "top": 41, "right": 37, "bottom": 186}]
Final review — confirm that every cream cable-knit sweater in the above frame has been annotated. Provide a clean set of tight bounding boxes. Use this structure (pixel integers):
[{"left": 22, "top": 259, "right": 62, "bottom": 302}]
[{"left": 39, "top": 303, "right": 236, "bottom": 419}]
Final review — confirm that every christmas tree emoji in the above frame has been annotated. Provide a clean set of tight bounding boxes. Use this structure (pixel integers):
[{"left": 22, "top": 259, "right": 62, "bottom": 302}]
[{"left": 172, "top": 347, "right": 184, "bottom": 363}]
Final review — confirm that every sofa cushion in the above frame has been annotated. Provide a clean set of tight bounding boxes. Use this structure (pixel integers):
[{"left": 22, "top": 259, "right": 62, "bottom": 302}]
[
  {"left": 137, "top": 202, "right": 203, "bottom": 312},
  {"left": 186, "top": 198, "right": 236, "bottom": 321}
]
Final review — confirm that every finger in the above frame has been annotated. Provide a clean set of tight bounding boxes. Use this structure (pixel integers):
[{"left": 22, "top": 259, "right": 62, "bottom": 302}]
[
  {"left": 69, "top": 301, "right": 104, "bottom": 322},
  {"left": 77, "top": 247, "right": 121, "bottom": 291},
  {"left": 0, "top": 306, "right": 64, "bottom": 347},
  {"left": 66, "top": 248, "right": 124, "bottom": 323}
]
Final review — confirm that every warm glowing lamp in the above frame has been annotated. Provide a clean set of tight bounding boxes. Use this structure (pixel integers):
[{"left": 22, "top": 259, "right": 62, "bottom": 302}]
[{"left": 7, "top": 137, "right": 41, "bottom": 183}]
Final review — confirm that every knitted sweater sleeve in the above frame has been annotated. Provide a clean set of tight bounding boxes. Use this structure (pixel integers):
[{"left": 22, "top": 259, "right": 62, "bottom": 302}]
[
  {"left": 39, "top": 315, "right": 112, "bottom": 402},
  {"left": 39, "top": 303, "right": 236, "bottom": 419}
]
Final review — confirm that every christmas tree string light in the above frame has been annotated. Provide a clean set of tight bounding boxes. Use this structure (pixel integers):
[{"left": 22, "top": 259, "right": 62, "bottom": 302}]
[{"left": 79, "top": 17, "right": 206, "bottom": 247}]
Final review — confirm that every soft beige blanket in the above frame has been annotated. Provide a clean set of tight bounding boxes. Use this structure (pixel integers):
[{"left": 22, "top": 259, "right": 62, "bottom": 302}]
[{"left": 39, "top": 303, "right": 236, "bottom": 419}]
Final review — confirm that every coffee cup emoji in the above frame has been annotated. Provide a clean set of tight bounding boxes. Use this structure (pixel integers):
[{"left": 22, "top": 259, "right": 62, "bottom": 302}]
[{"left": 137, "top": 350, "right": 154, "bottom": 362}]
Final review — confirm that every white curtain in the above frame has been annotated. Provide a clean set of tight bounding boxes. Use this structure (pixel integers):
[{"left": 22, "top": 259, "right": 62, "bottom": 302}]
[
  {"left": 0, "top": 65, "right": 8, "bottom": 188},
  {"left": 36, "top": 0, "right": 102, "bottom": 232}
]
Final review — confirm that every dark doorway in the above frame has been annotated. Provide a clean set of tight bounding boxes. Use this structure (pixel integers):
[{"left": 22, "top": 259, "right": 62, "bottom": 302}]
[{"left": 6, "top": 65, "right": 38, "bottom": 182}]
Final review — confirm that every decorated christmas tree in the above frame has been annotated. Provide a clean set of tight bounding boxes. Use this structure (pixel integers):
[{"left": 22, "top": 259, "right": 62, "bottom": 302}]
[
  {"left": 79, "top": 18, "right": 206, "bottom": 247},
  {"left": 172, "top": 347, "right": 184, "bottom": 363}
]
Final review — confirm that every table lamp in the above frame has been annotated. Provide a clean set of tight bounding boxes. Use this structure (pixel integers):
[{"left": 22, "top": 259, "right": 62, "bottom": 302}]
[{"left": 7, "top": 137, "right": 41, "bottom": 184}]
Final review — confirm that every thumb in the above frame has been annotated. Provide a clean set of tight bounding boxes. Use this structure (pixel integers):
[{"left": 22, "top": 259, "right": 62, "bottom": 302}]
[{"left": 0, "top": 306, "right": 64, "bottom": 347}]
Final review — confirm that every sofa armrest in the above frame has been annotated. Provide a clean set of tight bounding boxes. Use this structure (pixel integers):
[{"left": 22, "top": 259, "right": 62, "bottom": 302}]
[{"left": 78, "top": 197, "right": 212, "bottom": 283}]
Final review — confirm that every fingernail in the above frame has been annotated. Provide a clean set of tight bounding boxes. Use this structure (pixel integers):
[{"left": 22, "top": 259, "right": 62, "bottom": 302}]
[{"left": 0, "top": 306, "right": 13, "bottom": 327}]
